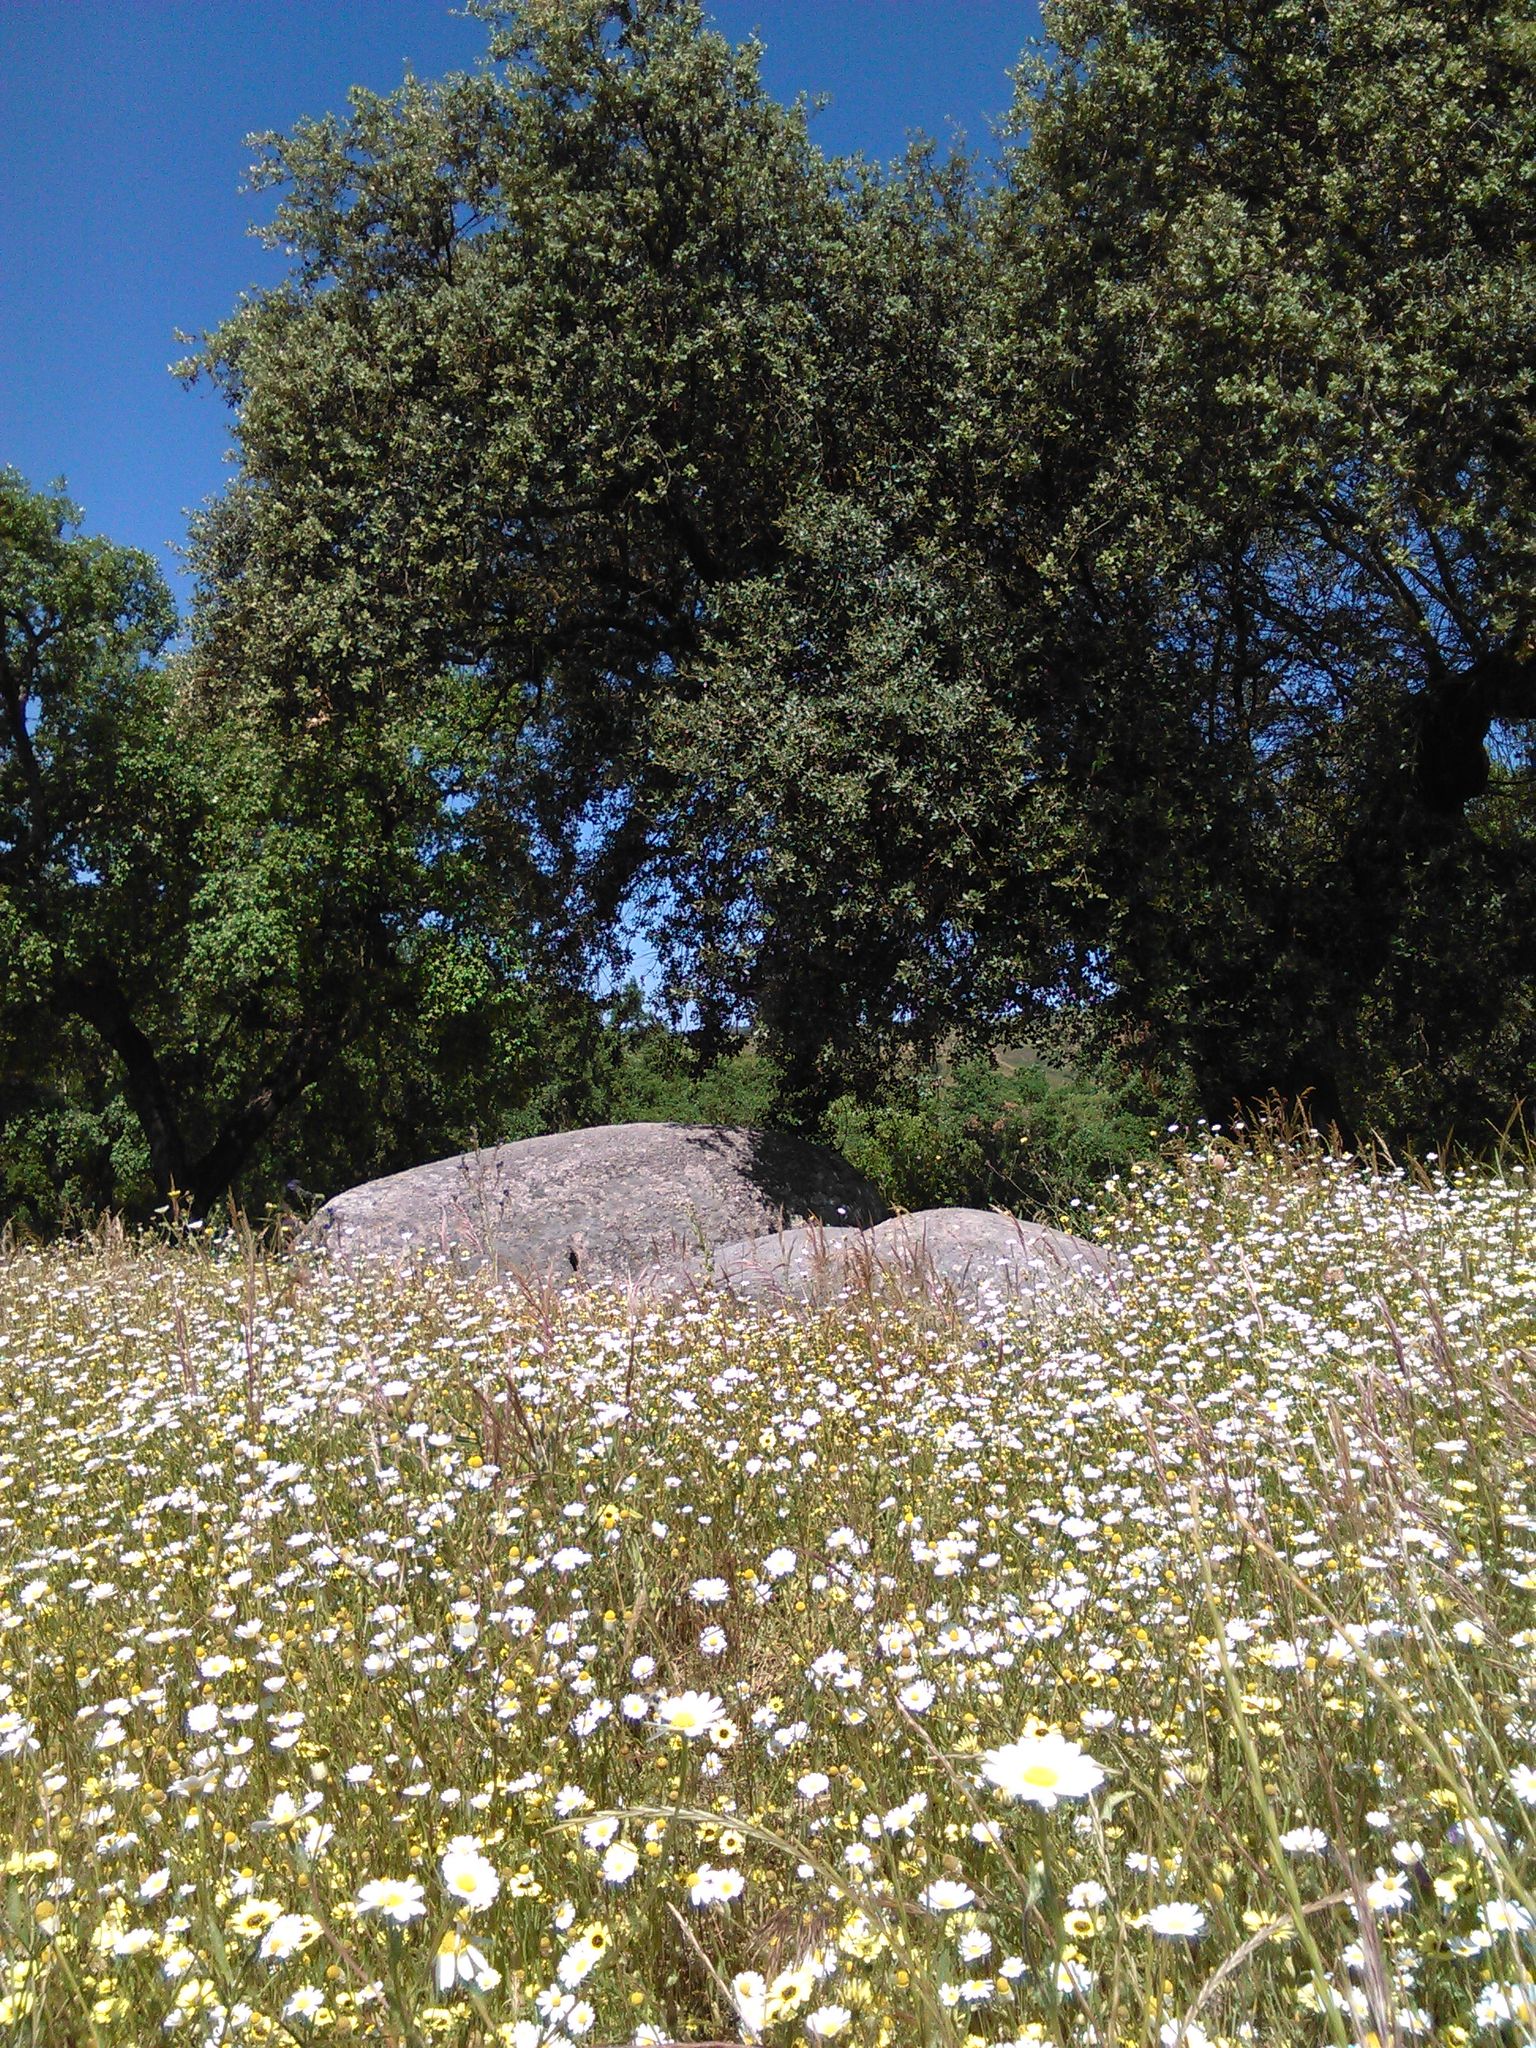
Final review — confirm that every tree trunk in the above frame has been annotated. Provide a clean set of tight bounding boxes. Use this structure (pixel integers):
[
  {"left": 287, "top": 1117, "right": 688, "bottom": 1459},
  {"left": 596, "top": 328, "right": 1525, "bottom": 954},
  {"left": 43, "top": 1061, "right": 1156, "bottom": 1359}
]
[
  {"left": 1415, "top": 641, "right": 1536, "bottom": 818},
  {"left": 59, "top": 970, "right": 344, "bottom": 1215},
  {"left": 183, "top": 1019, "right": 341, "bottom": 1214},
  {"left": 58, "top": 972, "right": 191, "bottom": 1200}
]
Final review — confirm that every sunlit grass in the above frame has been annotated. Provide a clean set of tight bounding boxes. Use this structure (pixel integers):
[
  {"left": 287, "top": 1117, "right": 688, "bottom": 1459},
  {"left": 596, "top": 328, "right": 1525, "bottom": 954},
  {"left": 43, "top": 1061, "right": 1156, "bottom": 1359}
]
[{"left": 2, "top": 1128, "right": 1535, "bottom": 2046}]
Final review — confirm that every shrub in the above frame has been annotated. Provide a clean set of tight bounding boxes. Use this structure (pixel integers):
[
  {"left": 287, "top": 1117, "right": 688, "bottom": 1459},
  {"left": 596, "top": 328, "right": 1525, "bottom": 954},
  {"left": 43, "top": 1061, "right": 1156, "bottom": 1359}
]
[{"left": 823, "top": 1051, "right": 1172, "bottom": 1218}]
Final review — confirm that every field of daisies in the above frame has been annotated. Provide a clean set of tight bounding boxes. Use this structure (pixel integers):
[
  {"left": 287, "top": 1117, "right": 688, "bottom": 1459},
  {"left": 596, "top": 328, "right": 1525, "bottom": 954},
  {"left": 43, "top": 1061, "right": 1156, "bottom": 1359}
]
[{"left": 3, "top": 1132, "right": 1536, "bottom": 2048}]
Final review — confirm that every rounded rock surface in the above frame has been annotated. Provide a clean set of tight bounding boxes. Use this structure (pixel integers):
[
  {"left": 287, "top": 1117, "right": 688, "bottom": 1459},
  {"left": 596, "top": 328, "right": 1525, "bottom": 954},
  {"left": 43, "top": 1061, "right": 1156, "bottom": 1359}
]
[
  {"left": 308, "top": 1122, "right": 889, "bottom": 1287},
  {"left": 691, "top": 1206, "right": 1118, "bottom": 1309}
]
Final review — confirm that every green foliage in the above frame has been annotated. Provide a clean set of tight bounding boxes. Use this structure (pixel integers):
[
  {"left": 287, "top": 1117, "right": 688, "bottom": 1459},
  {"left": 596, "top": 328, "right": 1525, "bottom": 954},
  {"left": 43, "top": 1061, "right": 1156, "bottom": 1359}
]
[
  {"left": 973, "top": 0, "right": 1536, "bottom": 1134},
  {"left": 179, "top": 0, "right": 1536, "bottom": 1147},
  {"left": 182, "top": 0, "right": 887, "bottom": 947},
  {"left": 0, "top": 468, "right": 569, "bottom": 1226},
  {"left": 824, "top": 1051, "right": 1172, "bottom": 1218},
  {"left": 592, "top": 1021, "right": 781, "bottom": 1132},
  {"left": 0, "top": 1071, "right": 157, "bottom": 1240},
  {"left": 648, "top": 495, "right": 1071, "bottom": 1114},
  {"left": 10, "top": 0, "right": 1536, "bottom": 1230},
  {"left": 467, "top": 989, "right": 1170, "bottom": 1227},
  {"left": 181, "top": 0, "right": 1002, "bottom": 1117}
]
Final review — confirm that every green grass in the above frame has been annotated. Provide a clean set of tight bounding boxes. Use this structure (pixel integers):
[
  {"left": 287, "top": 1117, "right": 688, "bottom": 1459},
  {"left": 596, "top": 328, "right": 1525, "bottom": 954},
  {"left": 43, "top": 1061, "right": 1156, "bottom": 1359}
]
[{"left": 2, "top": 1130, "right": 1535, "bottom": 2046}]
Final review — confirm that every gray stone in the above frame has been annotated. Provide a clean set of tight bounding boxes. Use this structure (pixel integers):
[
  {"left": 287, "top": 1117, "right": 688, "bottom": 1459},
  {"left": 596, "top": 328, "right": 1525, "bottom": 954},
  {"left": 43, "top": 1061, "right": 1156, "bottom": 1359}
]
[
  {"left": 308, "top": 1122, "right": 888, "bottom": 1287},
  {"left": 688, "top": 1206, "right": 1118, "bottom": 1310}
]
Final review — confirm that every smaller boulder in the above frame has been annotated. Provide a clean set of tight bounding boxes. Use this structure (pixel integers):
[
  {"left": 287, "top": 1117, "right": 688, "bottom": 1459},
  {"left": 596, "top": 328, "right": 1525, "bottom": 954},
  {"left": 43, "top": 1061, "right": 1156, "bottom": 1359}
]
[{"left": 692, "top": 1206, "right": 1117, "bottom": 1310}]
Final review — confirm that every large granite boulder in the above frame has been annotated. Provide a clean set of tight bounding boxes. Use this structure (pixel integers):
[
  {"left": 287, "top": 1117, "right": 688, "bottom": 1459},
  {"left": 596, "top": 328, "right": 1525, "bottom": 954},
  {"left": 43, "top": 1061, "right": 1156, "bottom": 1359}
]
[
  {"left": 688, "top": 1206, "right": 1117, "bottom": 1311},
  {"left": 309, "top": 1122, "right": 888, "bottom": 1287}
]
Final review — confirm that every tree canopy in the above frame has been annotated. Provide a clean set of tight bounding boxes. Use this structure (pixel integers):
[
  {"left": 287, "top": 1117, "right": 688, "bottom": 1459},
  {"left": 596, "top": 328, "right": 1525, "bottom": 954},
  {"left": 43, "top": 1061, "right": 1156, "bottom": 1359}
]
[
  {"left": 5, "top": 0, "right": 1534, "bottom": 1225},
  {"left": 978, "top": 0, "right": 1536, "bottom": 1129},
  {"left": 0, "top": 468, "right": 566, "bottom": 1222}
]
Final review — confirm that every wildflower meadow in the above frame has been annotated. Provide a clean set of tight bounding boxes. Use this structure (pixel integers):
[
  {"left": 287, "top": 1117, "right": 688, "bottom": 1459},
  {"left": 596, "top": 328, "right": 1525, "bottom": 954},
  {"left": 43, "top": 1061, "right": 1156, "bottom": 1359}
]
[{"left": 3, "top": 1131, "right": 1536, "bottom": 2047}]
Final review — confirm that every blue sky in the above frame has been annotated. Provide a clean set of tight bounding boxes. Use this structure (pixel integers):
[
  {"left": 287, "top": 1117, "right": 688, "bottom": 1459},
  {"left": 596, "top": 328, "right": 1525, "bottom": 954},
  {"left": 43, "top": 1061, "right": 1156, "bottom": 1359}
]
[{"left": 0, "top": 1, "right": 1040, "bottom": 609}]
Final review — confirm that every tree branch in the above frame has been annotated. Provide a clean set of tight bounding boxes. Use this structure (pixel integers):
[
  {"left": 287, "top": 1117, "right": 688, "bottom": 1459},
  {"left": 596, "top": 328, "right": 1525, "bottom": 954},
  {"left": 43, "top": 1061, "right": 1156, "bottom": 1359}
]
[
  {"left": 0, "top": 628, "right": 49, "bottom": 858},
  {"left": 184, "top": 1016, "right": 346, "bottom": 1212},
  {"left": 1415, "top": 638, "right": 1536, "bottom": 817},
  {"left": 57, "top": 970, "right": 191, "bottom": 1199}
]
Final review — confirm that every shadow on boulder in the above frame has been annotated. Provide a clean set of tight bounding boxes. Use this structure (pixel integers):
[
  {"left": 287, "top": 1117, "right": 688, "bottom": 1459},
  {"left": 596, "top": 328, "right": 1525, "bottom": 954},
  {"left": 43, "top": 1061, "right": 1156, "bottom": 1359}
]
[{"left": 307, "top": 1122, "right": 888, "bottom": 1288}]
